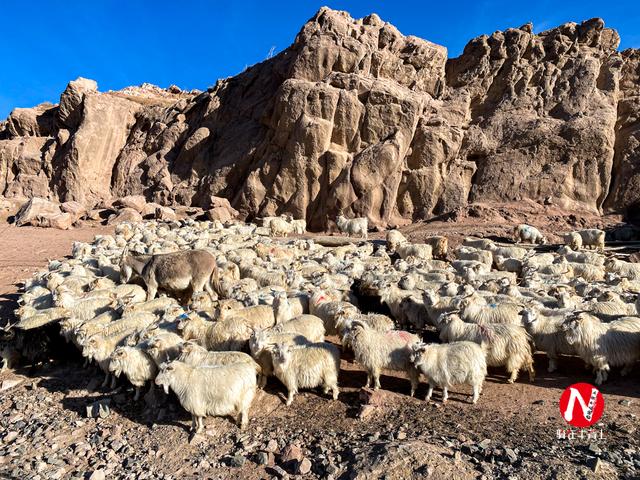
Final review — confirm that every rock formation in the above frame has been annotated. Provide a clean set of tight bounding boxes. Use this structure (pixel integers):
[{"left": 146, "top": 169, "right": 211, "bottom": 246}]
[{"left": 1, "top": 8, "right": 638, "bottom": 229}]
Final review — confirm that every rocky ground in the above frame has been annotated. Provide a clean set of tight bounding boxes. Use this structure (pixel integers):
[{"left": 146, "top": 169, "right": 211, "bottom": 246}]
[{"left": 1, "top": 213, "right": 639, "bottom": 479}]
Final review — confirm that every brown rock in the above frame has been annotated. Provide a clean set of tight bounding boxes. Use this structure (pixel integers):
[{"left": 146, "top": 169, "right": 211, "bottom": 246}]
[
  {"left": 280, "top": 443, "right": 303, "bottom": 463},
  {"left": 0, "top": 10, "right": 638, "bottom": 228},
  {"left": 113, "top": 195, "right": 147, "bottom": 213},
  {"left": 14, "top": 197, "right": 61, "bottom": 226},
  {"left": 107, "top": 207, "right": 143, "bottom": 225},
  {"left": 6, "top": 103, "right": 57, "bottom": 137},
  {"left": 154, "top": 205, "right": 177, "bottom": 221},
  {"left": 60, "top": 200, "right": 87, "bottom": 219},
  {"left": 58, "top": 77, "right": 98, "bottom": 129},
  {"left": 207, "top": 206, "right": 236, "bottom": 222},
  {"left": 37, "top": 212, "right": 74, "bottom": 230},
  {"left": 297, "top": 458, "right": 312, "bottom": 475}
]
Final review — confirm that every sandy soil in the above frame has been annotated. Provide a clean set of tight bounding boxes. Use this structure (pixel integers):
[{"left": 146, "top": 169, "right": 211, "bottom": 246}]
[{"left": 0, "top": 214, "right": 639, "bottom": 479}]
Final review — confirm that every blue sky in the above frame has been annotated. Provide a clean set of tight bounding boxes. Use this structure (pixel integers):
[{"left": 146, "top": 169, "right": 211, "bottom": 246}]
[{"left": 1, "top": 1, "right": 639, "bottom": 119}]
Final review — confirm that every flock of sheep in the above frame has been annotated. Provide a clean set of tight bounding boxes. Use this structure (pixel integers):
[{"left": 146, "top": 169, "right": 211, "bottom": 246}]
[{"left": 7, "top": 214, "right": 640, "bottom": 436}]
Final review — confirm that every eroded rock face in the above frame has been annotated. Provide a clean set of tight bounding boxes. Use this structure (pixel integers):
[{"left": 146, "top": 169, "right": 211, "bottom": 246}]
[{"left": 0, "top": 8, "right": 638, "bottom": 228}]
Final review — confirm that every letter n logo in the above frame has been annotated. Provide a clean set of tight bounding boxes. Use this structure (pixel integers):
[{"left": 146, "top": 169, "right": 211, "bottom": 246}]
[{"left": 559, "top": 383, "right": 604, "bottom": 428}]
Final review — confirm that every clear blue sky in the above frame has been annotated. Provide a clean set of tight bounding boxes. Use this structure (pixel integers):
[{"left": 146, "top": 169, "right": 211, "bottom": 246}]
[{"left": 1, "top": 1, "right": 639, "bottom": 119}]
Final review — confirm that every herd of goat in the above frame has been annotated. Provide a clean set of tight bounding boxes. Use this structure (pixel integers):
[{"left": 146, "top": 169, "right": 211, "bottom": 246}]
[{"left": 4, "top": 215, "right": 640, "bottom": 434}]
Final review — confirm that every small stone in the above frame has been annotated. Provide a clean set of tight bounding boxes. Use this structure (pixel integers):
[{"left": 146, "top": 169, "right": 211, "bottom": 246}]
[
  {"left": 229, "top": 455, "right": 245, "bottom": 468},
  {"left": 505, "top": 448, "right": 517, "bottom": 463},
  {"left": 4, "top": 431, "right": 19, "bottom": 442},
  {"left": 619, "top": 400, "right": 632, "bottom": 407},
  {"left": 1, "top": 379, "right": 22, "bottom": 392},
  {"left": 297, "top": 458, "right": 312, "bottom": 475},
  {"left": 268, "top": 465, "right": 289, "bottom": 479},
  {"left": 88, "top": 469, "right": 106, "bottom": 480},
  {"left": 588, "top": 457, "right": 602, "bottom": 473},
  {"left": 256, "top": 452, "right": 269, "bottom": 465},
  {"left": 266, "top": 439, "right": 279, "bottom": 452},
  {"left": 326, "top": 464, "right": 339, "bottom": 475},
  {"left": 588, "top": 443, "right": 602, "bottom": 455},
  {"left": 478, "top": 439, "right": 491, "bottom": 450},
  {"left": 280, "top": 443, "right": 303, "bottom": 463},
  {"left": 396, "top": 431, "right": 407, "bottom": 440}
]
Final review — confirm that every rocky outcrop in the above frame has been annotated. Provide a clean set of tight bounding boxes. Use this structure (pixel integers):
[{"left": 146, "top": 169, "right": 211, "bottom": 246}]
[{"left": 0, "top": 8, "right": 639, "bottom": 229}]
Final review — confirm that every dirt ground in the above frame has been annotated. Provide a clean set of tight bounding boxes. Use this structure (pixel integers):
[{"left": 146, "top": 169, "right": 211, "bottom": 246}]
[{"left": 0, "top": 211, "right": 639, "bottom": 479}]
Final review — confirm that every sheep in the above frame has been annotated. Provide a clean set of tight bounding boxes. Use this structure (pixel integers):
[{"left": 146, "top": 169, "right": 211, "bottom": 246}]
[
  {"left": 386, "top": 230, "right": 407, "bottom": 252},
  {"left": 514, "top": 224, "right": 546, "bottom": 244},
  {"left": 438, "top": 314, "right": 535, "bottom": 383},
  {"left": 455, "top": 247, "right": 492, "bottom": 266},
  {"left": 108, "top": 346, "right": 158, "bottom": 400},
  {"left": 217, "top": 303, "right": 276, "bottom": 330},
  {"left": 494, "top": 256, "right": 523, "bottom": 275},
  {"left": 489, "top": 245, "right": 528, "bottom": 260},
  {"left": 422, "top": 290, "right": 457, "bottom": 326},
  {"left": 453, "top": 294, "right": 523, "bottom": 325},
  {"left": 336, "top": 214, "right": 368, "bottom": 239},
  {"left": 139, "top": 249, "right": 219, "bottom": 301},
  {"left": 83, "top": 328, "right": 141, "bottom": 388},
  {"left": 177, "top": 341, "right": 259, "bottom": 371},
  {"left": 345, "top": 320, "right": 420, "bottom": 395},
  {"left": 120, "top": 296, "right": 178, "bottom": 316},
  {"left": 563, "top": 232, "right": 583, "bottom": 250},
  {"left": 271, "top": 314, "right": 325, "bottom": 342},
  {"left": 568, "top": 263, "right": 605, "bottom": 282},
  {"left": 604, "top": 258, "right": 640, "bottom": 280},
  {"left": 269, "top": 341, "right": 340, "bottom": 405},
  {"left": 249, "top": 329, "right": 310, "bottom": 386},
  {"left": 562, "top": 312, "right": 640, "bottom": 384},
  {"left": 396, "top": 243, "right": 432, "bottom": 261},
  {"left": 576, "top": 229, "right": 606, "bottom": 251},
  {"left": 309, "top": 291, "right": 358, "bottom": 335},
  {"left": 272, "top": 291, "right": 302, "bottom": 324},
  {"left": 15, "top": 306, "right": 69, "bottom": 329},
  {"left": 423, "top": 236, "right": 448, "bottom": 259},
  {"left": 520, "top": 308, "right": 575, "bottom": 373},
  {"left": 155, "top": 360, "right": 257, "bottom": 433},
  {"left": 334, "top": 308, "right": 394, "bottom": 336},
  {"left": 462, "top": 237, "right": 495, "bottom": 250},
  {"left": 557, "top": 246, "right": 604, "bottom": 266},
  {"left": 290, "top": 219, "right": 306, "bottom": 235},
  {"left": 409, "top": 341, "right": 487, "bottom": 403},
  {"left": 145, "top": 332, "right": 185, "bottom": 365},
  {"left": 177, "top": 313, "right": 251, "bottom": 351},
  {"left": 269, "top": 217, "right": 293, "bottom": 237}
]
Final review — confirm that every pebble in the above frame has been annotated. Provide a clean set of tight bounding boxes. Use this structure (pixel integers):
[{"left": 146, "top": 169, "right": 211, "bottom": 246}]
[
  {"left": 505, "top": 448, "right": 517, "bottom": 463},
  {"left": 297, "top": 458, "right": 312, "bottom": 475},
  {"left": 478, "top": 439, "right": 491, "bottom": 450},
  {"left": 229, "top": 455, "right": 246, "bottom": 468},
  {"left": 256, "top": 452, "right": 269, "bottom": 465},
  {"left": 588, "top": 443, "right": 602, "bottom": 455}
]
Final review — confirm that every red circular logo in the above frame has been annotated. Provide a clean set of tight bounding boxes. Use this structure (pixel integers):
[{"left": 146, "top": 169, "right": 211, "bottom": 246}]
[{"left": 559, "top": 383, "right": 604, "bottom": 428}]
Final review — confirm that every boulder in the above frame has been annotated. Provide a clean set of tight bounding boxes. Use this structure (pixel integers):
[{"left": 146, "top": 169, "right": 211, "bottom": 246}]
[
  {"left": 154, "top": 205, "right": 177, "bottom": 221},
  {"left": 113, "top": 195, "right": 147, "bottom": 213},
  {"left": 14, "top": 198, "right": 61, "bottom": 226},
  {"left": 60, "top": 200, "right": 87, "bottom": 220},
  {"left": 36, "top": 212, "right": 74, "bottom": 230},
  {"left": 6, "top": 103, "right": 57, "bottom": 137},
  {"left": 207, "top": 206, "right": 236, "bottom": 222},
  {"left": 57, "top": 77, "right": 98, "bottom": 129},
  {"left": 107, "top": 207, "right": 143, "bottom": 225}
]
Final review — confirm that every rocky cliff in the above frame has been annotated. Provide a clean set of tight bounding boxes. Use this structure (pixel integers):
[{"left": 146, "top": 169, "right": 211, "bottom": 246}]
[{"left": 1, "top": 8, "right": 638, "bottom": 229}]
